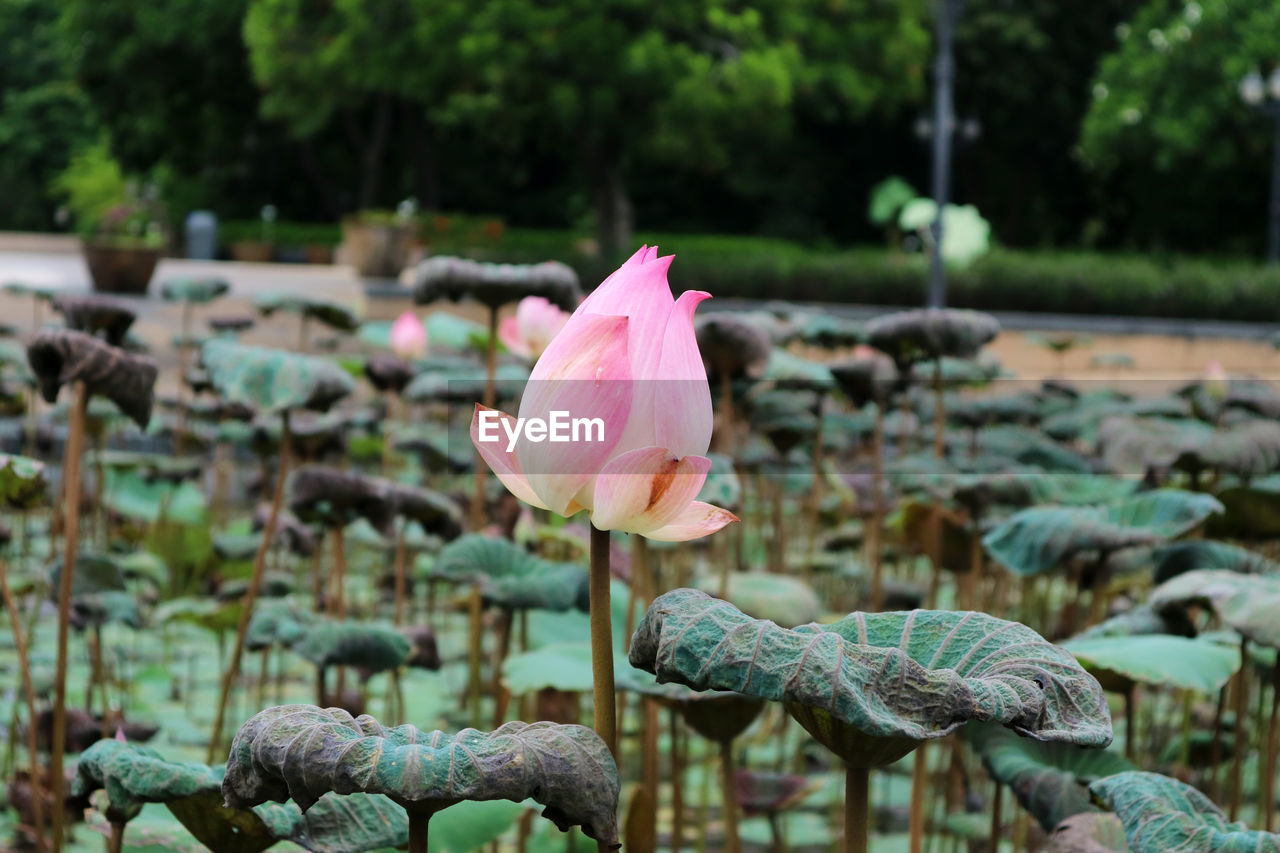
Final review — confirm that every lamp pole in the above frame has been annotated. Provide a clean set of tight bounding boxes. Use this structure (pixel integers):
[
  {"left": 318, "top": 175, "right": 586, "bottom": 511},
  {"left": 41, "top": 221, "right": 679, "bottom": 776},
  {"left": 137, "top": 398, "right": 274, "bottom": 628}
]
[
  {"left": 1240, "top": 69, "right": 1280, "bottom": 265},
  {"left": 927, "top": 0, "right": 966, "bottom": 308}
]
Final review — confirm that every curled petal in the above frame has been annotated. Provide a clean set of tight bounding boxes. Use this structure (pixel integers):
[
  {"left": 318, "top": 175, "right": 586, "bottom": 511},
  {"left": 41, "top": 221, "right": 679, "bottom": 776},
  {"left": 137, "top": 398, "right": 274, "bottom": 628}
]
[
  {"left": 589, "top": 448, "right": 712, "bottom": 534},
  {"left": 653, "top": 290, "right": 712, "bottom": 458},
  {"left": 519, "top": 313, "right": 632, "bottom": 515},
  {"left": 642, "top": 500, "right": 739, "bottom": 542},
  {"left": 470, "top": 405, "right": 549, "bottom": 510}
]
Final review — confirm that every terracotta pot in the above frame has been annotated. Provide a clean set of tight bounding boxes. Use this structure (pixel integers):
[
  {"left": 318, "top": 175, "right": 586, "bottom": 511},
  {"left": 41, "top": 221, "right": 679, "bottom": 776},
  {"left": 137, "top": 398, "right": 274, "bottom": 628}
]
[
  {"left": 303, "top": 243, "right": 335, "bottom": 265},
  {"left": 340, "top": 218, "right": 417, "bottom": 277},
  {"left": 229, "top": 240, "right": 276, "bottom": 263},
  {"left": 81, "top": 241, "right": 162, "bottom": 295}
]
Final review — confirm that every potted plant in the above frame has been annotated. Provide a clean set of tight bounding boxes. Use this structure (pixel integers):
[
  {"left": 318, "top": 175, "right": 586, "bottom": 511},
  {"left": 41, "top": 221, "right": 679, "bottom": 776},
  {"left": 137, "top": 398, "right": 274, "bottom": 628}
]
[
  {"left": 229, "top": 205, "right": 278, "bottom": 263},
  {"left": 53, "top": 143, "right": 167, "bottom": 295},
  {"left": 339, "top": 199, "right": 420, "bottom": 277}
]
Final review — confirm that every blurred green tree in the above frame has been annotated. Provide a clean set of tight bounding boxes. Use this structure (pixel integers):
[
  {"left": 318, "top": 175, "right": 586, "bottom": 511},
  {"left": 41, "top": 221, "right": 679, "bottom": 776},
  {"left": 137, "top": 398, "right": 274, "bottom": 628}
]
[
  {"left": 1079, "top": 0, "right": 1280, "bottom": 251},
  {"left": 0, "top": 0, "right": 96, "bottom": 229}
]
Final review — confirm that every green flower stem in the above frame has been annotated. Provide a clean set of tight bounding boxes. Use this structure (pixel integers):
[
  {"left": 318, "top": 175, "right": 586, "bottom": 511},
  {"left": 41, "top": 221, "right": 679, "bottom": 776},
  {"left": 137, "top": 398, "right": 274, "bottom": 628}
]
[{"left": 590, "top": 525, "right": 617, "bottom": 757}]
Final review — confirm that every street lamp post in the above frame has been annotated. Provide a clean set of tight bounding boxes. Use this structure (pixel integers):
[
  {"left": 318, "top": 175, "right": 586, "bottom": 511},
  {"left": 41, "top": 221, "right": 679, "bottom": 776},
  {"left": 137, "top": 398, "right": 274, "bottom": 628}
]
[
  {"left": 926, "top": 0, "right": 966, "bottom": 308},
  {"left": 1239, "top": 68, "right": 1280, "bottom": 265}
]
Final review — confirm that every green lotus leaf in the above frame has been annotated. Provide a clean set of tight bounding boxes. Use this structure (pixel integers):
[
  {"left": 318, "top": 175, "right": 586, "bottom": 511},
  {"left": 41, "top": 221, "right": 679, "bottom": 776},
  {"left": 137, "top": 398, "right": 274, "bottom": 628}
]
[
  {"left": 982, "top": 490, "right": 1224, "bottom": 577},
  {"left": 1100, "top": 417, "right": 1280, "bottom": 479},
  {"left": 969, "top": 425, "right": 1094, "bottom": 474},
  {"left": 253, "top": 291, "right": 361, "bottom": 331},
  {"left": 1209, "top": 481, "right": 1280, "bottom": 539},
  {"left": 629, "top": 589, "right": 1112, "bottom": 769},
  {"left": 1151, "top": 540, "right": 1280, "bottom": 583},
  {"left": 72, "top": 739, "right": 222, "bottom": 826},
  {"left": 402, "top": 361, "right": 528, "bottom": 404},
  {"left": 1060, "top": 635, "right": 1240, "bottom": 693},
  {"left": 697, "top": 453, "right": 741, "bottom": 511},
  {"left": 101, "top": 467, "right": 207, "bottom": 525},
  {"left": 909, "top": 354, "right": 1005, "bottom": 388},
  {"left": 1072, "top": 604, "right": 1195, "bottom": 640},
  {"left": 865, "top": 308, "right": 1000, "bottom": 370},
  {"left": 966, "top": 723, "right": 1134, "bottom": 832},
  {"left": 829, "top": 353, "right": 899, "bottom": 407},
  {"left": 47, "top": 552, "right": 127, "bottom": 597},
  {"left": 27, "top": 328, "right": 158, "bottom": 428},
  {"left": 72, "top": 590, "right": 141, "bottom": 629},
  {"left": 160, "top": 277, "right": 231, "bottom": 304},
  {"left": 222, "top": 705, "right": 620, "bottom": 846},
  {"left": 696, "top": 312, "right": 775, "bottom": 378},
  {"left": 410, "top": 256, "right": 581, "bottom": 312},
  {"left": 246, "top": 604, "right": 313, "bottom": 652},
  {"left": 792, "top": 313, "right": 863, "bottom": 349},
  {"left": 761, "top": 348, "right": 835, "bottom": 391},
  {"left": 201, "top": 340, "right": 354, "bottom": 414},
  {"left": 0, "top": 452, "right": 45, "bottom": 509},
  {"left": 898, "top": 200, "right": 992, "bottom": 267},
  {"left": 1045, "top": 812, "right": 1130, "bottom": 853},
  {"left": 155, "top": 597, "right": 242, "bottom": 634},
  {"left": 293, "top": 620, "right": 410, "bottom": 673},
  {"left": 503, "top": 642, "right": 595, "bottom": 694},
  {"left": 1149, "top": 569, "right": 1280, "bottom": 648},
  {"left": 692, "top": 573, "right": 820, "bottom": 628},
  {"left": 1090, "top": 771, "right": 1280, "bottom": 852},
  {"left": 248, "top": 792, "right": 410, "bottom": 853},
  {"left": 947, "top": 391, "right": 1042, "bottom": 428},
  {"left": 431, "top": 534, "right": 587, "bottom": 612}
]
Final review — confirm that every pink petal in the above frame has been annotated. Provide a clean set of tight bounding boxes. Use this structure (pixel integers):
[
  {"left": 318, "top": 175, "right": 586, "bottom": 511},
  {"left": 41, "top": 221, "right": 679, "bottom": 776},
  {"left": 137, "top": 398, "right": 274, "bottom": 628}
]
[
  {"left": 498, "top": 316, "right": 530, "bottom": 359},
  {"left": 390, "top": 311, "right": 428, "bottom": 359},
  {"left": 577, "top": 247, "right": 675, "bottom": 382},
  {"left": 469, "top": 405, "right": 549, "bottom": 510},
  {"left": 653, "top": 290, "right": 713, "bottom": 458},
  {"left": 519, "top": 313, "right": 633, "bottom": 516},
  {"left": 642, "top": 500, "right": 739, "bottom": 542},
  {"left": 588, "top": 447, "right": 712, "bottom": 534}
]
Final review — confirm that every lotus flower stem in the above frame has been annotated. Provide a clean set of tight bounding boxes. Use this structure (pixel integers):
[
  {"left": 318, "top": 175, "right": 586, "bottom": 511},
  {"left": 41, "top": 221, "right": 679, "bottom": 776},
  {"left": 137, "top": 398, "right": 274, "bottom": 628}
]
[
  {"left": 1124, "top": 685, "right": 1137, "bottom": 760},
  {"left": 719, "top": 740, "right": 741, "bottom": 853},
  {"left": 1, "top": 559, "right": 44, "bottom": 853},
  {"left": 207, "top": 410, "right": 292, "bottom": 764},
  {"left": 845, "top": 764, "right": 869, "bottom": 853},
  {"left": 470, "top": 306, "right": 501, "bottom": 530},
  {"left": 720, "top": 371, "right": 736, "bottom": 455},
  {"left": 392, "top": 527, "right": 408, "bottom": 625},
  {"left": 467, "top": 584, "right": 483, "bottom": 729},
  {"left": 331, "top": 526, "right": 348, "bottom": 699},
  {"left": 590, "top": 525, "right": 618, "bottom": 757},
  {"left": 1264, "top": 656, "right": 1279, "bottom": 831},
  {"left": 908, "top": 744, "right": 927, "bottom": 853},
  {"left": 869, "top": 404, "right": 885, "bottom": 611},
  {"left": 670, "top": 707, "right": 684, "bottom": 853},
  {"left": 1210, "top": 685, "right": 1226, "bottom": 801},
  {"left": 50, "top": 379, "right": 87, "bottom": 853},
  {"left": 407, "top": 811, "right": 430, "bottom": 853},
  {"left": 989, "top": 780, "right": 1002, "bottom": 850},
  {"left": 106, "top": 820, "right": 125, "bottom": 853},
  {"left": 492, "top": 607, "right": 513, "bottom": 727},
  {"left": 642, "top": 698, "right": 659, "bottom": 828},
  {"left": 1229, "top": 635, "right": 1249, "bottom": 821}
]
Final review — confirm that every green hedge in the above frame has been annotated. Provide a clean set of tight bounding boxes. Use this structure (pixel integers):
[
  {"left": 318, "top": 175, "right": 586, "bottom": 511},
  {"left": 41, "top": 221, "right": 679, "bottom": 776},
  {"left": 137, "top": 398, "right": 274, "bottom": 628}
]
[{"left": 446, "top": 229, "right": 1280, "bottom": 323}]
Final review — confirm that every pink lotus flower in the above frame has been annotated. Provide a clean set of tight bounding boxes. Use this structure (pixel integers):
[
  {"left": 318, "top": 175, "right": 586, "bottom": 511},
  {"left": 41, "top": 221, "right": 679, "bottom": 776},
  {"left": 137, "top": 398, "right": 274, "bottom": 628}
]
[
  {"left": 389, "top": 311, "right": 427, "bottom": 359},
  {"left": 470, "top": 246, "right": 738, "bottom": 541},
  {"left": 499, "top": 296, "right": 571, "bottom": 360},
  {"left": 1205, "top": 359, "right": 1229, "bottom": 401}
]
